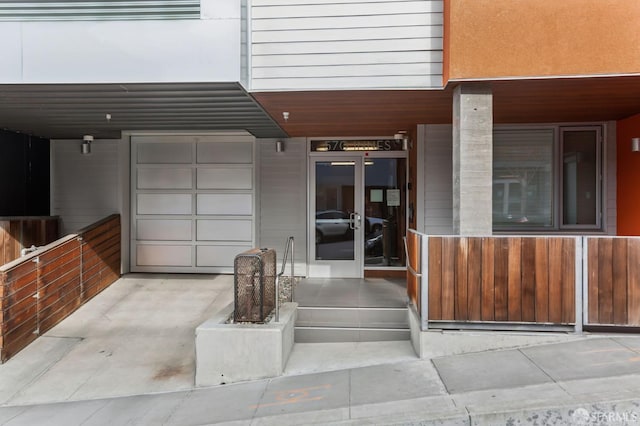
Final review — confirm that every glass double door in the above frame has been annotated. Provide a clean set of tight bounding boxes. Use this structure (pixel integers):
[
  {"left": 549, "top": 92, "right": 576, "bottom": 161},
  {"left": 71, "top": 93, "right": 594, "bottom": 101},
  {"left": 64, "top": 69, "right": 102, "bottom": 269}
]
[{"left": 309, "top": 155, "right": 407, "bottom": 278}]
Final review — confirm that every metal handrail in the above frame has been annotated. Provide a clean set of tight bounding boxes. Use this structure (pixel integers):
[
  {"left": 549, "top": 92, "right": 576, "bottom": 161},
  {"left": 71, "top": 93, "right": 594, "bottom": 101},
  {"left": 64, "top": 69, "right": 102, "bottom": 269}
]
[
  {"left": 403, "top": 236, "right": 422, "bottom": 278},
  {"left": 275, "top": 236, "right": 294, "bottom": 322}
]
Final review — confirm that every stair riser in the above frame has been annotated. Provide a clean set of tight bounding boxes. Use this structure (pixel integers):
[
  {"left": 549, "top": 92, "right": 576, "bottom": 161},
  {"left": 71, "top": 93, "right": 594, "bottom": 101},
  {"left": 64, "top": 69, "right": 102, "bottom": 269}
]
[
  {"left": 296, "top": 307, "right": 408, "bottom": 329},
  {"left": 295, "top": 327, "right": 410, "bottom": 343}
]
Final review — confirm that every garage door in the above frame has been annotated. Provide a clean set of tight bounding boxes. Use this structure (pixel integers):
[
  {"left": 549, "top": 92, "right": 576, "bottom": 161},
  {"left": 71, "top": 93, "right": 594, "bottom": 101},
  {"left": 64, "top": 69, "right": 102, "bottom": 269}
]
[{"left": 131, "top": 134, "right": 255, "bottom": 273}]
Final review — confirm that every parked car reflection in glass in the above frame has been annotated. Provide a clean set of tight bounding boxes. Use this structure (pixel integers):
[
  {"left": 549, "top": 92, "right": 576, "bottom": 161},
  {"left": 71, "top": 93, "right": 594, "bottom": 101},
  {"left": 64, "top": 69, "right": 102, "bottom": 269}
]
[{"left": 315, "top": 210, "right": 352, "bottom": 243}]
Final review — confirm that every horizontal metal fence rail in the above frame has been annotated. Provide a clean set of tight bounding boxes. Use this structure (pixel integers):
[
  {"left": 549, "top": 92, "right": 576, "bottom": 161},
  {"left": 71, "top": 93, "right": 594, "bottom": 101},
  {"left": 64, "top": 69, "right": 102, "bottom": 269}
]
[{"left": 0, "top": 1, "right": 200, "bottom": 21}]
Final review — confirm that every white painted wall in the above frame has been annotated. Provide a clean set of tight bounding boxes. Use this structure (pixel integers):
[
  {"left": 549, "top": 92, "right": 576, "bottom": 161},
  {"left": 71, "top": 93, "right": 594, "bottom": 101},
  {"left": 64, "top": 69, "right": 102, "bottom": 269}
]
[
  {"left": 51, "top": 139, "right": 120, "bottom": 235},
  {"left": 257, "top": 138, "right": 308, "bottom": 271},
  {"left": 0, "top": 0, "right": 241, "bottom": 83},
  {"left": 250, "top": 0, "right": 443, "bottom": 90}
]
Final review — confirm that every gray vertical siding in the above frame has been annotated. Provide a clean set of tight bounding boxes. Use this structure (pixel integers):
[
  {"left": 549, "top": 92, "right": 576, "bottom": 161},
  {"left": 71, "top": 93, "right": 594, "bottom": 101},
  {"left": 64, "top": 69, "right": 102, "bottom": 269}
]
[
  {"left": 51, "top": 139, "right": 120, "bottom": 235},
  {"left": 422, "top": 124, "right": 454, "bottom": 235},
  {"left": 605, "top": 121, "right": 617, "bottom": 235},
  {"left": 257, "top": 138, "right": 308, "bottom": 269},
  {"left": 250, "top": 0, "right": 443, "bottom": 90}
]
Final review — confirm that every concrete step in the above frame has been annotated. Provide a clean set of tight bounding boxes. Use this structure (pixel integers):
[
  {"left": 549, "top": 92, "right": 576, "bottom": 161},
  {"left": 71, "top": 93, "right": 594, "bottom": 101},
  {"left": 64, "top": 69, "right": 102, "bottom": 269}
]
[{"left": 295, "top": 306, "right": 409, "bottom": 343}]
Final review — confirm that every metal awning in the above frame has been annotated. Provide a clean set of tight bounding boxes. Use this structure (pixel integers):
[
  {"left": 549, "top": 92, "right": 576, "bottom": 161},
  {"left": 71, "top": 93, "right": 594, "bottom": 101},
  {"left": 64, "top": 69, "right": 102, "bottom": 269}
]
[{"left": 0, "top": 82, "right": 287, "bottom": 140}]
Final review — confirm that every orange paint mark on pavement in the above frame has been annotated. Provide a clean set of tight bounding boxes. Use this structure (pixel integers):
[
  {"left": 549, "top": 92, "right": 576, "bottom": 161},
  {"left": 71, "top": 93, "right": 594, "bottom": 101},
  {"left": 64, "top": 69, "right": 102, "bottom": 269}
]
[{"left": 249, "top": 384, "right": 332, "bottom": 409}]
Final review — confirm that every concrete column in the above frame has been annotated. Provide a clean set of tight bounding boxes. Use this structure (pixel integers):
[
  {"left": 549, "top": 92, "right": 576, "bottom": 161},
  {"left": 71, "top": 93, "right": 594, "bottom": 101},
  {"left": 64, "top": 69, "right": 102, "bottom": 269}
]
[{"left": 452, "top": 83, "right": 493, "bottom": 235}]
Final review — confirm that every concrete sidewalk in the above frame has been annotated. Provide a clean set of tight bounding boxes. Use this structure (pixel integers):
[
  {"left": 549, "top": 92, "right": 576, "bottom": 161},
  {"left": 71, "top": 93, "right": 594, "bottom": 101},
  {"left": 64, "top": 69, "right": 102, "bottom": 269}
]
[
  {"left": 1, "top": 337, "right": 640, "bottom": 425},
  {"left": 1, "top": 275, "right": 640, "bottom": 425}
]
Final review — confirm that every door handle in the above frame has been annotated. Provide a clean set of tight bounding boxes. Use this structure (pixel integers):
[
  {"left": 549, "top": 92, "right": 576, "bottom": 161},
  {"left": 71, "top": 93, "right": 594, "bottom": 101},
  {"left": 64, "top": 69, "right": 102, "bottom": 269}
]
[{"left": 349, "top": 213, "right": 361, "bottom": 230}]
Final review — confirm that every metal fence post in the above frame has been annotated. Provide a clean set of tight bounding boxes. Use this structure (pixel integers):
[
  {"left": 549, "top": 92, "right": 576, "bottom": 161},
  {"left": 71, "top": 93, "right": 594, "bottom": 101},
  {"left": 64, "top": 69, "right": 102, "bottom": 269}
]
[
  {"left": 421, "top": 234, "right": 429, "bottom": 331},
  {"left": 574, "top": 236, "right": 584, "bottom": 334},
  {"left": 582, "top": 236, "right": 589, "bottom": 329}
]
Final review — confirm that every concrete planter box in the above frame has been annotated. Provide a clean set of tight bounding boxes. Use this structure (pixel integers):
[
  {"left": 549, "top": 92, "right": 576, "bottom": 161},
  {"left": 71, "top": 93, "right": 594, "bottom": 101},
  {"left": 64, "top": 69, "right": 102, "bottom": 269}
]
[{"left": 195, "top": 302, "right": 298, "bottom": 386}]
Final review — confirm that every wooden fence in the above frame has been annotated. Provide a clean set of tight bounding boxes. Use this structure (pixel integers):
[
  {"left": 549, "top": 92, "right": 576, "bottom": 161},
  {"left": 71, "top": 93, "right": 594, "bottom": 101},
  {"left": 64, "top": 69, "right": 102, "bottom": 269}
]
[
  {"left": 1, "top": 216, "right": 59, "bottom": 265},
  {"left": 586, "top": 237, "right": 640, "bottom": 327},
  {"left": 0, "top": 214, "right": 120, "bottom": 363},
  {"left": 426, "top": 236, "right": 578, "bottom": 325},
  {"left": 407, "top": 231, "right": 640, "bottom": 331},
  {"left": 405, "top": 230, "right": 422, "bottom": 312}
]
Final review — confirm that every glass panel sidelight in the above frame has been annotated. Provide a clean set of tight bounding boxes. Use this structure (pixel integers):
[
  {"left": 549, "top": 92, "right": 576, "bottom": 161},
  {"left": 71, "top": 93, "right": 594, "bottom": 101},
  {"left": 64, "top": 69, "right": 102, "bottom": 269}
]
[
  {"left": 315, "top": 161, "right": 356, "bottom": 261},
  {"left": 562, "top": 129, "right": 600, "bottom": 227},
  {"left": 364, "top": 158, "right": 406, "bottom": 266}
]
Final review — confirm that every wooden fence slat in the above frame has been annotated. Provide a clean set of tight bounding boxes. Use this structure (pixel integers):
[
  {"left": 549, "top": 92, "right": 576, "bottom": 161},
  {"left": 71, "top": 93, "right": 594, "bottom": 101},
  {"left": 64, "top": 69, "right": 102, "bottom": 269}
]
[
  {"left": 534, "top": 238, "right": 549, "bottom": 323},
  {"left": 507, "top": 238, "right": 522, "bottom": 321},
  {"left": 481, "top": 238, "right": 495, "bottom": 321},
  {"left": 467, "top": 238, "right": 482, "bottom": 321},
  {"left": 548, "top": 238, "right": 563, "bottom": 323},
  {"left": 494, "top": 238, "right": 509, "bottom": 321},
  {"left": 521, "top": 238, "right": 536, "bottom": 322},
  {"left": 628, "top": 239, "right": 640, "bottom": 326},
  {"left": 612, "top": 239, "right": 629, "bottom": 325},
  {"left": 428, "top": 237, "right": 442, "bottom": 321},
  {"left": 455, "top": 237, "right": 468, "bottom": 321},
  {"left": 598, "top": 238, "right": 614, "bottom": 324},
  {"left": 587, "top": 238, "right": 599, "bottom": 324},
  {"left": 441, "top": 237, "right": 455, "bottom": 320},
  {"left": 561, "top": 239, "right": 576, "bottom": 324},
  {"left": 406, "top": 232, "right": 419, "bottom": 310}
]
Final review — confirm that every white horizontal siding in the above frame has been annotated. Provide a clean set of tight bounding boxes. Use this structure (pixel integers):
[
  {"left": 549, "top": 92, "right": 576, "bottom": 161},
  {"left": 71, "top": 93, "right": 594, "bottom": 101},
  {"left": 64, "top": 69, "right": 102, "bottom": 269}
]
[
  {"left": 252, "top": 12, "right": 442, "bottom": 31},
  {"left": 252, "top": 25, "right": 442, "bottom": 43},
  {"left": 51, "top": 139, "right": 120, "bottom": 235},
  {"left": 251, "top": 0, "right": 443, "bottom": 91},
  {"left": 251, "top": 0, "right": 441, "bottom": 17},
  {"left": 252, "top": 51, "right": 442, "bottom": 67}
]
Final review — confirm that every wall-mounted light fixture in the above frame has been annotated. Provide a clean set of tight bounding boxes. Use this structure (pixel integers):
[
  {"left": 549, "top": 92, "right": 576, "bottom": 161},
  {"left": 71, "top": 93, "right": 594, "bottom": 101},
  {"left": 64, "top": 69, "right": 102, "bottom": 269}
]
[
  {"left": 395, "top": 131, "right": 409, "bottom": 151},
  {"left": 276, "top": 140, "right": 284, "bottom": 152},
  {"left": 632, "top": 137, "right": 640, "bottom": 152},
  {"left": 81, "top": 135, "right": 93, "bottom": 155}
]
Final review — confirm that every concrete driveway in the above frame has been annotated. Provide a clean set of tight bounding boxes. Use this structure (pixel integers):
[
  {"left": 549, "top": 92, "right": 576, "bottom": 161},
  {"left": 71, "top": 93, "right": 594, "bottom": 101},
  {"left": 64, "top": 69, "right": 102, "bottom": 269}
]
[{"left": 0, "top": 274, "right": 234, "bottom": 406}]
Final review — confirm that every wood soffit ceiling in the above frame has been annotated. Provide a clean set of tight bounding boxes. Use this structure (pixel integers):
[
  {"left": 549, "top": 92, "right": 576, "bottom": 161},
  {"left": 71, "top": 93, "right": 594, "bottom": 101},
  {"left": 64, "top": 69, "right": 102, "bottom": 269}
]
[
  {"left": 253, "top": 75, "right": 640, "bottom": 137},
  {"left": 0, "top": 76, "right": 638, "bottom": 140}
]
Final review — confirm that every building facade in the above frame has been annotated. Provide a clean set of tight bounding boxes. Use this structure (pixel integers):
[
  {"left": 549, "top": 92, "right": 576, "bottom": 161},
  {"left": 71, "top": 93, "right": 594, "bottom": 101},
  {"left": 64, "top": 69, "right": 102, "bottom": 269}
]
[{"left": 1, "top": 0, "right": 640, "bottom": 280}]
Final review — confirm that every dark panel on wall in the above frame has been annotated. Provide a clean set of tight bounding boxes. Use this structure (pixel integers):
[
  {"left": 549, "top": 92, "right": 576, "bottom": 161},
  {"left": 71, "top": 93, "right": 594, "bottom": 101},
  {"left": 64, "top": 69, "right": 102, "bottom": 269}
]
[{"left": 0, "top": 130, "right": 50, "bottom": 216}]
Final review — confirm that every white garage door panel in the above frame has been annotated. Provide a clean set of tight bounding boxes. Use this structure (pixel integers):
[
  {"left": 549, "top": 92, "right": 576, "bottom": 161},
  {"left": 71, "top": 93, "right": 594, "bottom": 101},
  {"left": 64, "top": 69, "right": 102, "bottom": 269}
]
[
  {"left": 197, "top": 168, "right": 252, "bottom": 189},
  {"left": 197, "top": 219, "right": 252, "bottom": 241},
  {"left": 197, "top": 194, "right": 252, "bottom": 215},
  {"left": 197, "top": 245, "right": 251, "bottom": 267},
  {"left": 197, "top": 142, "right": 253, "bottom": 164},
  {"left": 137, "top": 194, "right": 192, "bottom": 215},
  {"left": 137, "top": 219, "right": 192, "bottom": 241},
  {"left": 137, "top": 142, "right": 192, "bottom": 164},
  {"left": 131, "top": 134, "right": 256, "bottom": 273},
  {"left": 138, "top": 168, "right": 193, "bottom": 189},
  {"left": 137, "top": 245, "right": 192, "bottom": 266}
]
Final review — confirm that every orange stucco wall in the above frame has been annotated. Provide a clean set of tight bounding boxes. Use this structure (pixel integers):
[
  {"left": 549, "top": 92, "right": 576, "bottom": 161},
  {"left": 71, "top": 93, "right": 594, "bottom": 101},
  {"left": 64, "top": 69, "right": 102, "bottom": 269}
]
[
  {"left": 617, "top": 114, "right": 640, "bottom": 236},
  {"left": 444, "top": 0, "right": 640, "bottom": 82}
]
